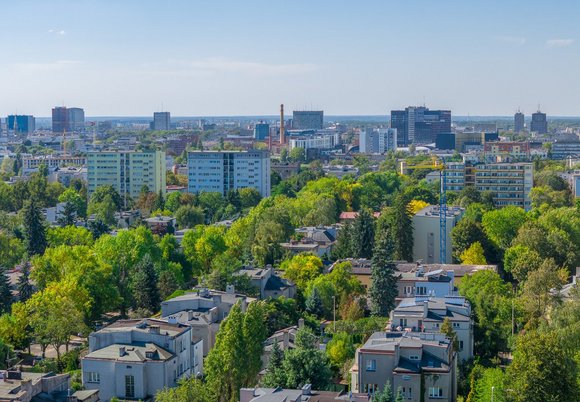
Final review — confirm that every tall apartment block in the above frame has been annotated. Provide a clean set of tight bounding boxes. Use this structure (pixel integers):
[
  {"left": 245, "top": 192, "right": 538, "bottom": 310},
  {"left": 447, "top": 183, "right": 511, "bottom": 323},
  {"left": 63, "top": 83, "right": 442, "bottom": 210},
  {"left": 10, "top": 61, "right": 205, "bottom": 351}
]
[
  {"left": 87, "top": 150, "right": 166, "bottom": 204},
  {"left": 530, "top": 110, "right": 547, "bottom": 134},
  {"left": 153, "top": 112, "right": 171, "bottom": 131},
  {"left": 187, "top": 150, "right": 270, "bottom": 197},
  {"left": 514, "top": 110, "right": 524, "bottom": 132},
  {"left": 292, "top": 111, "right": 323, "bottom": 130},
  {"left": 52, "top": 106, "right": 85, "bottom": 132},
  {"left": 391, "top": 106, "right": 451, "bottom": 146},
  {"left": 444, "top": 162, "right": 532, "bottom": 210},
  {"left": 7, "top": 115, "right": 35, "bottom": 134},
  {"left": 359, "top": 128, "right": 397, "bottom": 154},
  {"left": 253, "top": 122, "right": 270, "bottom": 140}
]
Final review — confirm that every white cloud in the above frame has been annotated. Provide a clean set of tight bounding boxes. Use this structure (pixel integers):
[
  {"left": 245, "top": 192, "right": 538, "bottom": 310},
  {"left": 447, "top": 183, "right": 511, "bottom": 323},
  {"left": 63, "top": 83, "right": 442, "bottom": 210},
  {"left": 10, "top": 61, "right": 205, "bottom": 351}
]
[
  {"left": 48, "top": 29, "right": 66, "bottom": 36},
  {"left": 546, "top": 39, "right": 574, "bottom": 47},
  {"left": 494, "top": 36, "right": 526, "bottom": 46}
]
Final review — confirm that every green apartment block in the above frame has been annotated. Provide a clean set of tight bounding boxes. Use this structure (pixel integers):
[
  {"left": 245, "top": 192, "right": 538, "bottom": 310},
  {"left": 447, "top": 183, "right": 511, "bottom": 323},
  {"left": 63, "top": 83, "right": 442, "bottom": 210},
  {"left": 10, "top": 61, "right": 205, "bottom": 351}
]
[{"left": 87, "top": 150, "right": 166, "bottom": 204}]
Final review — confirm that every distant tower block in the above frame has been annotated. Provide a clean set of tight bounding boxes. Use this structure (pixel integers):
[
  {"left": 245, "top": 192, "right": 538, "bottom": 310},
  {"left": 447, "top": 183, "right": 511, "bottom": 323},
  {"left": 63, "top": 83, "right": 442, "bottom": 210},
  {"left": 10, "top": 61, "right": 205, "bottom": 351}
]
[{"left": 280, "top": 104, "right": 285, "bottom": 145}]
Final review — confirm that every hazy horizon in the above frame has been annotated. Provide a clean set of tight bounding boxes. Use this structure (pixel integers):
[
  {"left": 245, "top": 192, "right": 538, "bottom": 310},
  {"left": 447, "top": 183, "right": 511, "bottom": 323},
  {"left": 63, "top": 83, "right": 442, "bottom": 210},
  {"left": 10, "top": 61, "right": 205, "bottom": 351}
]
[{"left": 2, "top": 0, "right": 579, "bottom": 116}]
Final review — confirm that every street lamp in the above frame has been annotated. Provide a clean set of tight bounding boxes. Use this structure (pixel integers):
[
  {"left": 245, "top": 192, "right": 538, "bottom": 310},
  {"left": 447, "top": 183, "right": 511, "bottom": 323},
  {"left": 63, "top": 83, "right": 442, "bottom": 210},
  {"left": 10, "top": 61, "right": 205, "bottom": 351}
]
[{"left": 491, "top": 386, "right": 495, "bottom": 402}]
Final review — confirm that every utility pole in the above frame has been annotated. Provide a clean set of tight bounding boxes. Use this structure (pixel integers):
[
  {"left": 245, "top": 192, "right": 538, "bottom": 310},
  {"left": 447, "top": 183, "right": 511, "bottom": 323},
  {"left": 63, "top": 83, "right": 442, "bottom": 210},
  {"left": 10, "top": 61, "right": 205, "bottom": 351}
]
[{"left": 333, "top": 295, "right": 336, "bottom": 332}]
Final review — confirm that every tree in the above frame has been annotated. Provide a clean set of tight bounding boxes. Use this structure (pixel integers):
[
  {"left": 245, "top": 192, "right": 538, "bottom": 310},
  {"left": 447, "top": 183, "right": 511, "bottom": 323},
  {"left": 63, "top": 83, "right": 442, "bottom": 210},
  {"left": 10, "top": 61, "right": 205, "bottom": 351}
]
[
  {"left": 262, "top": 340, "right": 285, "bottom": 387},
  {"left": 394, "top": 388, "right": 405, "bottom": 402},
  {"left": 241, "top": 302, "right": 267, "bottom": 385},
  {"left": 351, "top": 209, "right": 375, "bottom": 259},
  {"left": 440, "top": 317, "right": 459, "bottom": 351},
  {"left": 289, "top": 147, "right": 306, "bottom": 163},
  {"left": 390, "top": 195, "right": 413, "bottom": 261},
  {"left": 481, "top": 206, "right": 527, "bottom": 251},
  {"left": 469, "top": 367, "right": 507, "bottom": 402},
  {"left": 58, "top": 188, "right": 87, "bottom": 219},
  {"left": 175, "top": 205, "right": 205, "bottom": 228},
  {"left": 57, "top": 201, "right": 77, "bottom": 226},
  {"left": 281, "top": 327, "right": 332, "bottom": 390},
  {"left": 506, "top": 330, "right": 578, "bottom": 402},
  {"left": 305, "top": 287, "right": 324, "bottom": 317},
  {"left": 130, "top": 254, "right": 161, "bottom": 314},
  {"left": 47, "top": 226, "right": 94, "bottom": 247},
  {"left": 503, "top": 245, "right": 543, "bottom": 282},
  {"left": 0, "top": 267, "right": 12, "bottom": 314},
  {"left": 164, "top": 192, "right": 183, "bottom": 213},
  {"left": 22, "top": 199, "right": 47, "bottom": 256},
  {"left": 0, "top": 232, "right": 25, "bottom": 270},
  {"left": 326, "top": 332, "right": 355, "bottom": 368},
  {"left": 281, "top": 254, "right": 323, "bottom": 290},
  {"left": 369, "top": 229, "right": 397, "bottom": 317},
  {"left": 152, "top": 189, "right": 165, "bottom": 212},
  {"left": 451, "top": 217, "right": 495, "bottom": 263},
  {"left": 520, "top": 259, "right": 567, "bottom": 323},
  {"left": 17, "top": 261, "right": 33, "bottom": 302},
  {"left": 460, "top": 242, "right": 487, "bottom": 265},
  {"left": 87, "top": 219, "right": 110, "bottom": 239},
  {"left": 156, "top": 378, "right": 214, "bottom": 402},
  {"left": 239, "top": 187, "right": 262, "bottom": 209},
  {"left": 89, "top": 185, "right": 122, "bottom": 211},
  {"left": 372, "top": 380, "right": 393, "bottom": 402},
  {"left": 157, "top": 270, "right": 179, "bottom": 301},
  {"left": 0, "top": 338, "right": 13, "bottom": 369}
]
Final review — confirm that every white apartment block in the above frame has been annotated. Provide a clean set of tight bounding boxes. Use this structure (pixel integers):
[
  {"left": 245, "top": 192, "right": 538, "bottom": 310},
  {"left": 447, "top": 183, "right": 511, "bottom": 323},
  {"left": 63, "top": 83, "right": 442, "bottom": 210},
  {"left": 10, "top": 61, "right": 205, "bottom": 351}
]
[
  {"left": 359, "top": 128, "right": 397, "bottom": 154},
  {"left": 22, "top": 154, "right": 86, "bottom": 174},
  {"left": 187, "top": 150, "right": 270, "bottom": 197},
  {"left": 413, "top": 205, "right": 464, "bottom": 264},
  {"left": 82, "top": 318, "right": 203, "bottom": 402},
  {"left": 87, "top": 150, "right": 166, "bottom": 201},
  {"left": 288, "top": 133, "right": 340, "bottom": 150}
]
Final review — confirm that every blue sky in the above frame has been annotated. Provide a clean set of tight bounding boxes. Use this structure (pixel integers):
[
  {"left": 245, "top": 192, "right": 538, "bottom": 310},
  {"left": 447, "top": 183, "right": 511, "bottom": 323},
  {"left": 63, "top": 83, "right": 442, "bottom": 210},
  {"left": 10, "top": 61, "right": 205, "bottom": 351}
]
[{"left": 1, "top": 0, "right": 579, "bottom": 116}]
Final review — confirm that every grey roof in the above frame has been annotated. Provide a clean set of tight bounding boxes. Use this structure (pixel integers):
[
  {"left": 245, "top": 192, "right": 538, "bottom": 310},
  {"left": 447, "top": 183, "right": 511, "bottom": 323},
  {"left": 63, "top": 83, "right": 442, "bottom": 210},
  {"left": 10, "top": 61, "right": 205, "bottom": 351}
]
[
  {"left": 99, "top": 318, "right": 190, "bottom": 337},
  {"left": 84, "top": 342, "right": 174, "bottom": 362}
]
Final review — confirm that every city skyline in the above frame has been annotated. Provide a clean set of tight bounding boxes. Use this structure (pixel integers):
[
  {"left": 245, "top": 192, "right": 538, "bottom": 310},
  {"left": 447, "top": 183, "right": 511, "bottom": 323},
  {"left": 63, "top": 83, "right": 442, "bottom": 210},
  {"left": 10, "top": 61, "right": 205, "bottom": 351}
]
[{"left": 1, "top": 0, "right": 579, "bottom": 116}]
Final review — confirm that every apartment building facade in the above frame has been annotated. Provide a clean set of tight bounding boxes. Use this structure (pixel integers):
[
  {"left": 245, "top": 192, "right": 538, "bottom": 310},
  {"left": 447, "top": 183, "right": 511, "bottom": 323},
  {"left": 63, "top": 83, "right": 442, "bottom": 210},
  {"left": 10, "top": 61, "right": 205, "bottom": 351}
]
[
  {"left": 412, "top": 205, "right": 464, "bottom": 264},
  {"left": 351, "top": 332, "right": 457, "bottom": 402},
  {"left": 187, "top": 150, "right": 270, "bottom": 197},
  {"left": 87, "top": 150, "right": 166, "bottom": 202},
  {"left": 359, "top": 128, "right": 397, "bottom": 154},
  {"left": 22, "top": 154, "right": 86, "bottom": 174}
]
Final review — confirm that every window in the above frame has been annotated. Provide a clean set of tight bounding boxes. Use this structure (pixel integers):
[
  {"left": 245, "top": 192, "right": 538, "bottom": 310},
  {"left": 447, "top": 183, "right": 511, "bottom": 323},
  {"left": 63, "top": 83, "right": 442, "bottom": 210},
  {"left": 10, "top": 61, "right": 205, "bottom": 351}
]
[
  {"left": 401, "top": 387, "right": 412, "bottom": 399},
  {"left": 429, "top": 387, "right": 443, "bottom": 398},
  {"left": 452, "top": 322, "right": 460, "bottom": 329},
  {"left": 459, "top": 341, "right": 464, "bottom": 351},
  {"left": 125, "top": 375, "right": 135, "bottom": 399},
  {"left": 363, "top": 384, "right": 379, "bottom": 394},
  {"left": 85, "top": 372, "right": 100, "bottom": 383},
  {"left": 409, "top": 355, "right": 419, "bottom": 361},
  {"left": 366, "top": 359, "right": 376, "bottom": 372},
  {"left": 399, "top": 318, "right": 408, "bottom": 327},
  {"left": 416, "top": 286, "right": 427, "bottom": 295}
]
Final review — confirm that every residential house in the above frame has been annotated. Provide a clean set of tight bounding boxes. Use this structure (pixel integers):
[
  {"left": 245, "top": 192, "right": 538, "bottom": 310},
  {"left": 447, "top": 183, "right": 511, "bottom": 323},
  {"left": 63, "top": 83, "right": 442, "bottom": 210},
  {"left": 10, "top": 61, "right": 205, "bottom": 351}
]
[
  {"left": 388, "top": 296, "right": 474, "bottom": 361},
  {"left": 235, "top": 265, "right": 296, "bottom": 299},
  {"left": 281, "top": 226, "right": 339, "bottom": 258},
  {"left": 161, "top": 288, "right": 256, "bottom": 356},
  {"left": 351, "top": 332, "right": 457, "bottom": 402},
  {"left": 0, "top": 371, "right": 70, "bottom": 402},
  {"left": 261, "top": 319, "right": 305, "bottom": 369},
  {"left": 82, "top": 318, "right": 203, "bottom": 402}
]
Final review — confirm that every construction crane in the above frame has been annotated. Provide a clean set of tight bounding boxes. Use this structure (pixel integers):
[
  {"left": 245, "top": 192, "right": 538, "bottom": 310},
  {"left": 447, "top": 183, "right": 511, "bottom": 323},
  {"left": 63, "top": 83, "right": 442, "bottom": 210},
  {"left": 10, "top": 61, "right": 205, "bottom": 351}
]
[{"left": 399, "top": 156, "right": 448, "bottom": 263}]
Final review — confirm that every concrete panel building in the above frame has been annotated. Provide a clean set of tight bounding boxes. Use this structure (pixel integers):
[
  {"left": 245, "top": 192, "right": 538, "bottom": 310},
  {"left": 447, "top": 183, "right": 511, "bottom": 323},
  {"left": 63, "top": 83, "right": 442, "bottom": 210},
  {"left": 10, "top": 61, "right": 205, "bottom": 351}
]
[
  {"left": 87, "top": 150, "right": 166, "bottom": 203},
  {"left": 391, "top": 107, "right": 451, "bottom": 146},
  {"left": 530, "top": 110, "right": 547, "bottom": 134},
  {"left": 253, "top": 122, "right": 270, "bottom": 140},
  {"left": 359, "top": 128, "right": 397, "bottom": 154},
  {"left": 187, "top": 150, "right": 271, "bottom": 197},
  {"left": 153, "top": 112, "right": 171, "bottom": 131},
  {"left": 514, "top": 111, "right": 524, "bottom": 132}
]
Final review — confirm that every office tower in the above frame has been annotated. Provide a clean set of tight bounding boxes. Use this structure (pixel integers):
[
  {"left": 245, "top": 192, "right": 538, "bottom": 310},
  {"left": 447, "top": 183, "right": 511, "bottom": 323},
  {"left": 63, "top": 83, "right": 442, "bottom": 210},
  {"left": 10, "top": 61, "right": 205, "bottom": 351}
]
[
  {"left": 435, "top": 133, "right": 456, "bottom": 150},
  {"left": 52, "top": 106, "right": 85, "bottom": 132},
  {"left": 292, "top": 110, "right": 323, "bottom": 130},
  {"left": 153, "top": 112, "right": 171, "bottom": 130},
  {"left": 530, "top": 110, "right": 547, "bottom": 134},
  {"left": 187, "top": 150, "right": 271, "bottom": 197},
  {"left": 359, "top": 128, "right": 397, "bottom": 153},
  {"left": 390, "top": 106, "right": 451, "bottom": 146},
  {"left": 7, "top": 115, "right": 35, "bottom": 134},
  {"left": 514, "top": 110, "right": 524, "bottom": 132},
  {"left": 87, "top": 150, "right": 166, "bottom": 205},
  {"left": 254, "top": 122, "right": 270, "bottom": 140},
  {"left": 68, "top": 108, "right": 85, "bottom": 132},
  {"left": 52, "top": 107, "right": 69, "bottom": 133}
]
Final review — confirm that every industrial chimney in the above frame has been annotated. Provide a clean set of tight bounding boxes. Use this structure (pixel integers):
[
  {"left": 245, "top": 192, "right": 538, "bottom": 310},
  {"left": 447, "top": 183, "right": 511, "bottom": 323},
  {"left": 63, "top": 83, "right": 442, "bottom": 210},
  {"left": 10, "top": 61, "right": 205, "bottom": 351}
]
[{"left": 279, "top": 104, "right": 285, "bottom": 145}]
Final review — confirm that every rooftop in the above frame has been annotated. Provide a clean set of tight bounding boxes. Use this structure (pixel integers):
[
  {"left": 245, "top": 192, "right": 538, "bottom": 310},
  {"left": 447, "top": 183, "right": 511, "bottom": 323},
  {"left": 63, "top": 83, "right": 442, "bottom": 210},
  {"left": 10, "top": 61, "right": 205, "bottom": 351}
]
[
  {"left": 100, "top": 318, "right": 190, "bottom": 338},
  {"left": 85, "top": 342, "right": 174, "bottom": 362}
]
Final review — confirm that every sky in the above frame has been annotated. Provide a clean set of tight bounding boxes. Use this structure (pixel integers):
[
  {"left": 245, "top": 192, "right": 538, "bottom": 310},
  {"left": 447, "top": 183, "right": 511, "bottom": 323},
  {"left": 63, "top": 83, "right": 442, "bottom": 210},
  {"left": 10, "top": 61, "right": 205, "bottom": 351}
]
[{"left": 1, "top": 0, "right": 579, "bottom": 117}]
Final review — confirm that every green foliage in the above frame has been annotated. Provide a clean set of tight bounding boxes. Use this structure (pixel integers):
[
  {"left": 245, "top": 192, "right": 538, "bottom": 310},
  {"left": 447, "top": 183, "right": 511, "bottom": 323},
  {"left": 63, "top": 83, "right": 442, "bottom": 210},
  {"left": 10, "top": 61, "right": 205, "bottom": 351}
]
[
  {"left": 467, "top": 366, "right": 506, "bottom": 402},
  {"left": 182, "top": 225, "right": 227, "bottom": 275},
  {"left": 264, "top": 297, "right": 302, "bottom": 335},
  {"left": 175, "top": 204, "right": 205, "bottom": 228},
  {"left": 130, "top": 254, "right": 161, "bottom": 314},
  {"left": 326, "top": 331, "right": 355, "bottom": 368},
  {"left": 281, "top": 254, "right": 323, "bottom": 290},
  {"left": 156, "top": 377, "right": 215, "bottom": 402},
  {"left": 0, "top": 338, "right": 13, "bottom": 369},
  {"left": 262, "top": 340, "right": 285, "bottom": 388},
  {"left": 503, "top": 245, "right": 543, "bottom": 282},
  {"left": 451, "top": 217, "right": 495, "bottom": 263},
  {"left": 22, "top": 199, "right": 47, "bottom": 256},
  {"left": 305, "top": 287, "right": 324, "bottom": 317},
  {"left": 47, "top": 226, "right": 94, "bottom": 247},
  {"left": 372, "top": 380, "right": 393, "bottom": 402},
  {"left": 369, "top": 227, "right": 397, "bottom": 316},
  {"left": 440, "top": 317, "right": 459, "bottom": 352},
  {"left": 481, "top": 206, "right": 527, "bottom": 251},
  {"left": 351, "top": 209, "right": 375, "bottom": 259},
  {"left": 0, "top": 231, "right": 25, "bottom": 269},
  {"left": 0, "top": 267, "right": 12, "bottom": 314},
  {"left": 460, "top": 242, "right": 487, "bottom": 265},
  {"left": 506, "top": 329, "right": 578, "bottom": 402},
  {"left": 389, "top": 194, "right": 413, "bottom": 261},
  {"left": 58, "top": 188, "right": 87, "bottom": 219}
]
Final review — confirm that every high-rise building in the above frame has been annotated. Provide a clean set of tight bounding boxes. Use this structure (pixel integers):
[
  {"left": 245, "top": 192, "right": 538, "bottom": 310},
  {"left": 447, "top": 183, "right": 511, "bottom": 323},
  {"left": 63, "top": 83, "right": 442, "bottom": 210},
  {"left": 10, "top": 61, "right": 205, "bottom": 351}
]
[
  {"left": 153, "top": 112, "right": 171, "bottom": 131},
  {"left": 68, "top": 108, "right": 85, "bottom": 132},
  {"left": 292, "top": 110, "right": 323, "bottom": 130},
  {"left": 359, "top": 128, "right": 397, "bottom": 154},
  {"left": 390, "top": 106, "right": 451, "bottom": 146},
  {"left": 187, "top": 150, "right": 270, "bottom": 197},
  {"left": 7, "top": 115, "right": 35, "bottom": 134},
  {"left": 253, "top": 122, "right": 270, "bottom": 140},
  {"left": 52, "top": 106, "right": 85, "bottom": 132},
  {"left": 87, "top": 150, "right": 166, "bottom": 205},
  {"left": 531, "top": 110, "right": 547, "bottom": 134},
  {"left": 514, "top": 110, "right": 524, "bottom": 132}
]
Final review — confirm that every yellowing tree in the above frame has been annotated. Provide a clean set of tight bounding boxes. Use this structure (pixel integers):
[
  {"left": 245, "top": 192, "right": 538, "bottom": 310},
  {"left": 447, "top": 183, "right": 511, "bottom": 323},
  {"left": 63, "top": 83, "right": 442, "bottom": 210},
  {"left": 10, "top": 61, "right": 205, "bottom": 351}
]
[
  {"left": 408, "top": 200, "right": 429, "bottom": 215},
  {"left": 460, "top": 242, "right": 487, "bottom": 265}
]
